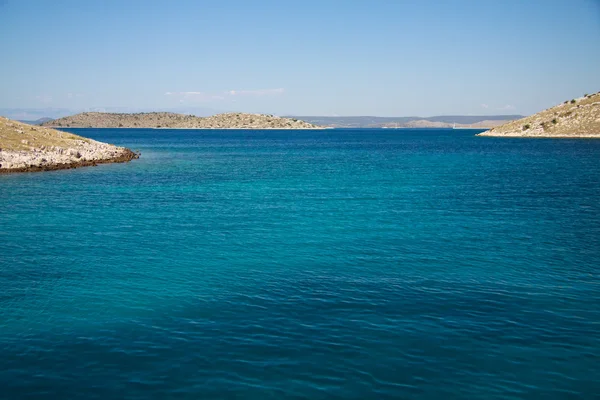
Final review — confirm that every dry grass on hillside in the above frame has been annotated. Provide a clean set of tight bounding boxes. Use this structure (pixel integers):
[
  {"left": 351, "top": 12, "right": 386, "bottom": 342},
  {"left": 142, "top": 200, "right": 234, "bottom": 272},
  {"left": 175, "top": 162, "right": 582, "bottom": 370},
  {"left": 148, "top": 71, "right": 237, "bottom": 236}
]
[
  {"left": 479, "top": 92, "right": 600, "bottom": 137},
  {"left": 0, "top": 117, "right": 91, "bottom": 151},
  {"left": 42, "top": 112, "right": 322, "bottom": 129}
]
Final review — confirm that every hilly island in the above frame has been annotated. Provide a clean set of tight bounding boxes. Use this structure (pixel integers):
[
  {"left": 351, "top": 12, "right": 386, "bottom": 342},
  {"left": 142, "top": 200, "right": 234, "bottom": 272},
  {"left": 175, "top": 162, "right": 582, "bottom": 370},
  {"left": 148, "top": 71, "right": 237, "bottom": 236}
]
[{"left": 42, "top": 112, "right": 322, "bottom": 129}]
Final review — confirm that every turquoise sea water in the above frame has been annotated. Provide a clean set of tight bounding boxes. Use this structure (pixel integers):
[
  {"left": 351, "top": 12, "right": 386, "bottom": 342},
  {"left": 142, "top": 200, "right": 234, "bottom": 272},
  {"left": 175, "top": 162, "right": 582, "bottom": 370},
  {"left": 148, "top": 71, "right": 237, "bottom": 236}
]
[{"left": 1, "top": 128, "right": 599, "bottom": 399}]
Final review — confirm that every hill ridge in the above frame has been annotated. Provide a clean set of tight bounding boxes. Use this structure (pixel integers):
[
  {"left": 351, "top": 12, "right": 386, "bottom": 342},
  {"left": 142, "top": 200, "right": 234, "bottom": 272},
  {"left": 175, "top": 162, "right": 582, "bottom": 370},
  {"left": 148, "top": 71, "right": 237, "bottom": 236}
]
[
  {"left": 478, "top": 92, "right": 600, "bottom": 137},
  {"left": 42, "top": 112, "right": 322, "bottom": 129}
]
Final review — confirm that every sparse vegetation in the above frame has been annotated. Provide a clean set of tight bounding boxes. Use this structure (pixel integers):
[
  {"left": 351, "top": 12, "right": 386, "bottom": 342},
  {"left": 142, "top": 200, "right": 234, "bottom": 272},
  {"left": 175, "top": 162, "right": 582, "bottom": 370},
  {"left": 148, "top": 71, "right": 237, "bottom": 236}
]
[
  {"left": 41, "top": 112, "right": 321, "bottom": 129},
  {"left": 1, "top": 116, "right": 138, "bottom": 172},
  {"left": 478, "top": 91, "right": 599, "bottom": 137}
]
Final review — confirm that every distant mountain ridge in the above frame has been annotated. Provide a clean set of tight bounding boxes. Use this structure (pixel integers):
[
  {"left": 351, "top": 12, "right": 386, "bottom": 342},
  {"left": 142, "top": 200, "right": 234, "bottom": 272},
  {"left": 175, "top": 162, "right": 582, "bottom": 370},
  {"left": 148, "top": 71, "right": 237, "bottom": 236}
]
[
  {"left": 285, "top": 115, "right": 523, "bottom": 128},
  {"left": 41, "top": 112, "right": 322, "bottom": 129}
]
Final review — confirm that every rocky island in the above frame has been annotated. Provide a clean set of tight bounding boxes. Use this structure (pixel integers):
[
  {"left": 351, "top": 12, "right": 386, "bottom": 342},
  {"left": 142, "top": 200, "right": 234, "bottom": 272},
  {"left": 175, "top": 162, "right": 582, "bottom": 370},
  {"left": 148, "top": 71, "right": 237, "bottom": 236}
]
[
  {"left": 42, "top": 112, "right": 323, "bottom": 129},
  {"left": 478, "top": 92, "right": 600, "bottom": 138},
  {"left": 0, "top": 117, "right": 138, "bottom": 173}
]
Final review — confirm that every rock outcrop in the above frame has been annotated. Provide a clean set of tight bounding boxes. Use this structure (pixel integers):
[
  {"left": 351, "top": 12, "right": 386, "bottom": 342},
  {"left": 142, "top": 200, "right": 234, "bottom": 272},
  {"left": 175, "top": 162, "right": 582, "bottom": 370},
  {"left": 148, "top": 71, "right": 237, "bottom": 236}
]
[
  {"left": 478, "top": 92, "right": 600, "bottom": 138},
  {"left": 0, "top": 117, "right": 138, "bottom": 173},
  {"left": 42, "top": 112, "right": 322, "bottom": 129}
]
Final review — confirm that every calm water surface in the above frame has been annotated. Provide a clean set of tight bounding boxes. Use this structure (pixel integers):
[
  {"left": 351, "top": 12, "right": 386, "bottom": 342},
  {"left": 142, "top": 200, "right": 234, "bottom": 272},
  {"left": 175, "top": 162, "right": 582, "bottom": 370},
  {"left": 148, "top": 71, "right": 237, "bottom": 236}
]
[{"left": 1, "top": 128, "right": 599, "bottom": 399}]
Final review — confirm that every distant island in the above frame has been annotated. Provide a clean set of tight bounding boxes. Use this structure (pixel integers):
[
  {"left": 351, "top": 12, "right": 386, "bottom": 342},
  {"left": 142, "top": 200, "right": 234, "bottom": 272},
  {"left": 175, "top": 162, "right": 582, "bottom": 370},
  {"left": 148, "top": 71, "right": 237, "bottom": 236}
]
[
  {"left": 37, "top": 112, "right": 524, "bottom": 130},
  {"left": 41, "top": 112, "right": 323, "bottom": 129},
  {"left": 0, "top": 117, "right": 138, "bottom": 173},
  {"left": 478, "top": 92, "right": 600, "bottom": 138},
  {"left": 284, "top": 115, "right": 523, "bottom": 129}
]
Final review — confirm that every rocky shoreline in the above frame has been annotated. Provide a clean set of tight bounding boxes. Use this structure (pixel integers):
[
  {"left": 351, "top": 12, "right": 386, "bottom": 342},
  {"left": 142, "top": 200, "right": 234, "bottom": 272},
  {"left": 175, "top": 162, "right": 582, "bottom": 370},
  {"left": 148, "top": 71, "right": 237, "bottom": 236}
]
[
  {"left": 477, "top": 132, "right": 600, "bottom": 138},
  {"left": 0, "top": 117, "right": 139, "bottom": 174},
  {"left": 0, "top": 149, "right": 139, "bottom": 174}
]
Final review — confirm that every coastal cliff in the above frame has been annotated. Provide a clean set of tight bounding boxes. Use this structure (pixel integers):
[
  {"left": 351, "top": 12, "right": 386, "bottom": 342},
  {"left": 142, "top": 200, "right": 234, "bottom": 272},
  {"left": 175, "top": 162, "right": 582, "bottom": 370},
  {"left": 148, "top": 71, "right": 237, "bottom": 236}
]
[
  {"left": 0, "top": 117, "right": 138, "bottom": 173},
  {"left": 478, "top": 92, "right": 600, "bottom": 138},
  {"left": 42, "top": 112, "right": 322, "bottom": 129}
]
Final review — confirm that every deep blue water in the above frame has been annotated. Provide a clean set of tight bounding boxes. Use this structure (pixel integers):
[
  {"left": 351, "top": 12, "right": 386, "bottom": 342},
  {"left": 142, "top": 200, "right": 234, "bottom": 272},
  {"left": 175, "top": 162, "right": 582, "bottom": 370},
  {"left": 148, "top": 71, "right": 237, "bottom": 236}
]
[{"left": 1, "top": 128, "right": 599, "bottom": 399}]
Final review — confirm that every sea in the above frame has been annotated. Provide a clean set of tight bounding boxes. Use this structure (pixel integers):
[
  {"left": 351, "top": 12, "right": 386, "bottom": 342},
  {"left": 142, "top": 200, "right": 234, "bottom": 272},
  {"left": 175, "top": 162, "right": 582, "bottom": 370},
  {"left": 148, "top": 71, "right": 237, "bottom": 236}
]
[{"left": 1, "top": 128, "right": 599, "bottom": 399}]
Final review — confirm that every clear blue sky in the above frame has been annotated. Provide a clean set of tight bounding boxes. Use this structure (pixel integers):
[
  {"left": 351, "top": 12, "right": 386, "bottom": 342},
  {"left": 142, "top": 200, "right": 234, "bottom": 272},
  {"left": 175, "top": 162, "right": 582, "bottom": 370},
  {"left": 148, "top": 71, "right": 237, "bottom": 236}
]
[{"left": 1, "top": 0, "right": 599, "bottom": 116}]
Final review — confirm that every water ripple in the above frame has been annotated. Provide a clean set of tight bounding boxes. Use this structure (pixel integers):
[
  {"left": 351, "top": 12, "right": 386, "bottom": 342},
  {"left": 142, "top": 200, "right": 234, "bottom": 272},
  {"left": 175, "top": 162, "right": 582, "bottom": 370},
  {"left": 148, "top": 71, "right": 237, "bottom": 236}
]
[{"left": 1, "top": 129, "right": 599, "bottom": 399}]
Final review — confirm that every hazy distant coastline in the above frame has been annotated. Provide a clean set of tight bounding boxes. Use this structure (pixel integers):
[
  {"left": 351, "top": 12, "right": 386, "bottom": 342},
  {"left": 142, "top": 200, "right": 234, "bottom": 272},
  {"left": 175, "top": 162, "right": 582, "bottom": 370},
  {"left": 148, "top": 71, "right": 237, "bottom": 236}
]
[{"left": 284, "top": 115, "right": 522, "bottom": 129}]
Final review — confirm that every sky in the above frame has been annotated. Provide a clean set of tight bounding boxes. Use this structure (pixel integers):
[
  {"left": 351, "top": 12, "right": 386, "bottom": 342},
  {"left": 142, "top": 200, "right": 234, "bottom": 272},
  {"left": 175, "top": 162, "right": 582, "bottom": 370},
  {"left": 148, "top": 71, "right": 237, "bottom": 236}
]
[{"left": 0, "top": 0, "right": 599, "bottom": 117}]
